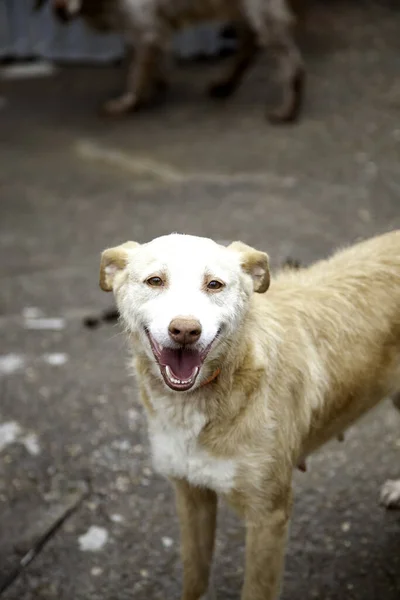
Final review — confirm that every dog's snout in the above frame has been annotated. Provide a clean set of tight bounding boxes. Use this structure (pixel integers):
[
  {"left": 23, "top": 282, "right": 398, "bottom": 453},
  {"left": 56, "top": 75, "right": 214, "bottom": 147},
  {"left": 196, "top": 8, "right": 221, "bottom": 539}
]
[{"left": 168, "top": 317, "right": 202, "bottom": 345}]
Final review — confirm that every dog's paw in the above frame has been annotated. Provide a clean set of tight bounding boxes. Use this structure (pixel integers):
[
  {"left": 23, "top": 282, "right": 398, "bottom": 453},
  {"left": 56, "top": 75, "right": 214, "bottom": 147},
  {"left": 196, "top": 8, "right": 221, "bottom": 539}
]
[
  {"left": 101, "top": 93, "right": 137, "bottom": 116},
  {"left": 267, "top": 69, "right": 305, "bottom": 125},
  {"left": 380, "top": 479, "right": 400, "bottom": 509},
  {"left": 267, "top": 103, "right": 300, "bottom": 125}
]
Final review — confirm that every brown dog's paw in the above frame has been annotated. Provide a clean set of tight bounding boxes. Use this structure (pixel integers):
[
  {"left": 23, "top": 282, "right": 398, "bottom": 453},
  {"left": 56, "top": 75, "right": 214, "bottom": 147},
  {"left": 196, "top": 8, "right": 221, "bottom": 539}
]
[
  {"left": 267, "top": 105, "right": 299, "bottom": 125},
  {"left": 380, "top": 479, "right": 400, "bottom": 509},
  {"left": 267, "top": 69, "right": 305, "bottom": 125},
  {"left": 100, "top": 93, "right": 137, "bottom": 116}
]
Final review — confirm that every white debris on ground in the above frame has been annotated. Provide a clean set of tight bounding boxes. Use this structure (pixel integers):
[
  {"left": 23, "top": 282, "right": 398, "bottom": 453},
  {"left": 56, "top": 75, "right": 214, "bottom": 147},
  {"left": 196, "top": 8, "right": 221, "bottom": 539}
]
[
  {"left": 110, "top": 514, "right": 124, "bottom": 523},
  {"left": 0, "top": 354, "right": 25, "bottom": 376},
  {"left": 22, "top": 307, "right": 44, "bottom": 319},
  {"left": 0, "top": 421, "right": 41, "bottom": 455},
  {"left": 0, "top": 352, "right": 70, "bottom": 376},
  {"left": 24, "top": 317, "right": 65, "bottom": 330},
  {"left": 42, "top": 353, "right": 69, "bottom": 366},
  {"left": 78, "top": 526, "right": 109, "bottom": 552},
  {"left": 0, "top": 422, "right": 22, "bottom": 451},
  {"left": 1, "top": 61, "right": 57, "bottom": 80},
  {"left": 21, "top": 432, "right": 41, "bottom": 456}
]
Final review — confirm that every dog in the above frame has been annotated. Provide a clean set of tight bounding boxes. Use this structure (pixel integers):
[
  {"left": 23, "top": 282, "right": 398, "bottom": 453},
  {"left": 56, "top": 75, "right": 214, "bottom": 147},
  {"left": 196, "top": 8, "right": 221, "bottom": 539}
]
[
  {"left": 99, "top": 231, "right": 400, "bottom": 600},
  {"left": 35, "top": 0, "right": 304, "bottom": 123}
]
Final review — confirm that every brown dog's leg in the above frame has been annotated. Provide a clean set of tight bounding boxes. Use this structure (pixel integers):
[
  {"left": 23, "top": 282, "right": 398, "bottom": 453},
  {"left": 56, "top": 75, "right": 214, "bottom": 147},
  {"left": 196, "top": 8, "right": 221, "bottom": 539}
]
[
  {"left": 174, "top": 479, "right": 217, "bottom": 600},
  {"left": 266, "top": 28, "right": 304, "bottom": 124},
  {"left": 241, "top": 492, "right": 292, "bottom": 600},
  {"left": 208, "top": 22, "right": 258, "bottom": 99},
  {"left": 102, "top": 42, "right": 166, "bottom": 116}
]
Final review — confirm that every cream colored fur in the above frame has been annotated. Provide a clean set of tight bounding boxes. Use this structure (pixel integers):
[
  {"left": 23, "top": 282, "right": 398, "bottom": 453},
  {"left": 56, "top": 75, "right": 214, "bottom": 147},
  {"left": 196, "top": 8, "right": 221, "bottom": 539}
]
[{"left": 100, "top": 230, "right": 400, "bottom": 600}]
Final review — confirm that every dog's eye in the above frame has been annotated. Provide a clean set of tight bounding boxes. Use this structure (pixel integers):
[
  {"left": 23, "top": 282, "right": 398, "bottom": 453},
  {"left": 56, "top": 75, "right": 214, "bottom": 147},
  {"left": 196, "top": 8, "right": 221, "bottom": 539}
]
[
  {"left": 146, "top": 276, "right": 163, "bottom": 287},
  {"left": 207, "top": 280, "right": 224, "bottom": 291}
]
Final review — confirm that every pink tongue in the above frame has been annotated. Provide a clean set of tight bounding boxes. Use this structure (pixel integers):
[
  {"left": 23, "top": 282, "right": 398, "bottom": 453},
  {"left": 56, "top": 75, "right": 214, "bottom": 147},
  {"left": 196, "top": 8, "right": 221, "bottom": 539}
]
[{"left": 160, "top": 348, "right": 202, "bottom": 380}]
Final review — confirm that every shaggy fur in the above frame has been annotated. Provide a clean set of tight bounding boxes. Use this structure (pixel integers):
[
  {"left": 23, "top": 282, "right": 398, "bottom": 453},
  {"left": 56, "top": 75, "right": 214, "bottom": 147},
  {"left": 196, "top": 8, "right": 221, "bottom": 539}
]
[
  {"left": 99, "top": 230, "right": 400, "bottom": 600},
  {"left": 35, "top": 0, "right": 305, "bottom": 122}
]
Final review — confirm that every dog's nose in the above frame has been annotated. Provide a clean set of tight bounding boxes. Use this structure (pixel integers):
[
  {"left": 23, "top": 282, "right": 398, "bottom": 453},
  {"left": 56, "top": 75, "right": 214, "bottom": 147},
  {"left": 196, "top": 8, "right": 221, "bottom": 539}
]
[{"left": 168, "top": 317, "right": 202, "bottom": 345}]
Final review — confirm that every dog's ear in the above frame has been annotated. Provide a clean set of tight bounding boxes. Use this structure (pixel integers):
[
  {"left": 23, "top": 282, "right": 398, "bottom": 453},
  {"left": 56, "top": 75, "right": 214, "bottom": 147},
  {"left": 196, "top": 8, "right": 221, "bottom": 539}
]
[
  {"left": 228, "top": 241, "right": 270, "bottom": 293},
  {"left": 100, "top": 241, "right": 139, "bottom": 292}
]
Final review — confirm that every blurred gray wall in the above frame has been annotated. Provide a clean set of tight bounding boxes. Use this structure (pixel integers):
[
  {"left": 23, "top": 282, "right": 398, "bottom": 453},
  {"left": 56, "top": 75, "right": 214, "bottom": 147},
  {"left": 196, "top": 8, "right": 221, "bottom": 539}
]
[{"left": 0, "top": 0, "right": 230, "bottom": 61}]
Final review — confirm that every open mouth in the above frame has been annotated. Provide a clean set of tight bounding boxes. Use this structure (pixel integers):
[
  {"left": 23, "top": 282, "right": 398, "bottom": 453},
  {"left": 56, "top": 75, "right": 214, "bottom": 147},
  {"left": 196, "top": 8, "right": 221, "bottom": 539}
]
[{"left": 146, "top": 331, "right": 218, "bottom": 392}]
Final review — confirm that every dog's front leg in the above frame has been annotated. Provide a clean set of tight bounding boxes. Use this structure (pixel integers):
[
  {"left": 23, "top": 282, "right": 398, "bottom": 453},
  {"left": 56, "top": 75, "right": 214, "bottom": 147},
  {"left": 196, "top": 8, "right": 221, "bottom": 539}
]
[
  {"left": 208, "top": 22, "right": 258, "bottom": 99},
  {"left": 102, "top": 41, "right": 165, "bottom": 116},
  {"left": 174, "top": 479, "right": 218, "bottom": 600},
  {"left": 241, "top": 493, "right": 292, "bottom": 600}
]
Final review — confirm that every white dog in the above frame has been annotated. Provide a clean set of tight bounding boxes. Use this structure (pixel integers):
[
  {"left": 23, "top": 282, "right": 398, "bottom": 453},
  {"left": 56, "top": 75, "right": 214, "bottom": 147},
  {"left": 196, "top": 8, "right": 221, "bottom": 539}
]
[{"left": 100, "top": 231, "right": 400, "bottom": 600}]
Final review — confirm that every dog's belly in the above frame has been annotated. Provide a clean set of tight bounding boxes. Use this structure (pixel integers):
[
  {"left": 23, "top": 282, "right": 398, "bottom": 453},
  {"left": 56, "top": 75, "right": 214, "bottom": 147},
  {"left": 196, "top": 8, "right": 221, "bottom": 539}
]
[
  {"left": 149, "top": 425, "right": 237, "bottom": 494},
  {"left": 303, "top": 389, "right": 393, "bottom": 458}
]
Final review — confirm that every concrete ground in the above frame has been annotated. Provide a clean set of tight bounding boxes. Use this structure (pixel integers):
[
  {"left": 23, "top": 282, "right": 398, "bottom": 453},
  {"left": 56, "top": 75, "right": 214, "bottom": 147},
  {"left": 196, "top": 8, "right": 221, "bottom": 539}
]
[{"left": 0, "top": 1, "right": 399, "bottom": 599}]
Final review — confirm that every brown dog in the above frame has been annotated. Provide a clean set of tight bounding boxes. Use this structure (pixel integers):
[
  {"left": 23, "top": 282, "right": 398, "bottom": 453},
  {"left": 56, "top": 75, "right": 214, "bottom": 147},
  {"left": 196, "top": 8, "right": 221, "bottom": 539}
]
[
  {"left": 99, "top": 231, "right": 400, "bottom": 600},
  {"left": 35, "top": 0, "right": 304, "bottom": 122}
]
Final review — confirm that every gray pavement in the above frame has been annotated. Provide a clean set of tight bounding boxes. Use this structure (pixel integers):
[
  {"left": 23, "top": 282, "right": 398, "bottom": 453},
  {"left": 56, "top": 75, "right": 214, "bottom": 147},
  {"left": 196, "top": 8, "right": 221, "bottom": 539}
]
[{"left": 0, "top": 1, "right": 399, "bottom": 599}]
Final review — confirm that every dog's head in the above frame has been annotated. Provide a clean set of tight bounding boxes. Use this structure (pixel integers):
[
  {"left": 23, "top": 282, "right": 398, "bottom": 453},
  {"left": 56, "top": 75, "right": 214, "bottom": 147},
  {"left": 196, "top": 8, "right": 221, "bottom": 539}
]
[
  {"left": 99, "top": 234, "right": 269, "bottom": 393},
  {"left": 34, "top": 0, "right": 82, "bottom": 22}
]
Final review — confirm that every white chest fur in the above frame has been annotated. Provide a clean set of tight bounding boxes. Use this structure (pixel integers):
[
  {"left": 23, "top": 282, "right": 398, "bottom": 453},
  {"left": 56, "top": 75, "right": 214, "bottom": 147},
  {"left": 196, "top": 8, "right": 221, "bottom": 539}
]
[{"left": 148, "top": 404, "right": 236, "bottom": 495}]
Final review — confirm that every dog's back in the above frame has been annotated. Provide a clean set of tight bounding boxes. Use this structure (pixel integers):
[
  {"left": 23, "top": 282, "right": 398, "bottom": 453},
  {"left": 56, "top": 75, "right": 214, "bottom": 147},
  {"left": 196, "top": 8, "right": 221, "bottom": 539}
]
[
  {"left": 252, "top": 230, "right": 400, "bottom": 452},
  {"left": 269, "top": 230, "right": 400, "bottom": 350}
]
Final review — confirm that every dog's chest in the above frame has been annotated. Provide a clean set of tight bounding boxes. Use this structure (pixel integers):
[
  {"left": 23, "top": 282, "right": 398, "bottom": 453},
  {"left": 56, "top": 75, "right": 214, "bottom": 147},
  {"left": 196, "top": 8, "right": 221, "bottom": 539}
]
[{"left": 148, "top": 407, "right": 236, "bottom": 495}]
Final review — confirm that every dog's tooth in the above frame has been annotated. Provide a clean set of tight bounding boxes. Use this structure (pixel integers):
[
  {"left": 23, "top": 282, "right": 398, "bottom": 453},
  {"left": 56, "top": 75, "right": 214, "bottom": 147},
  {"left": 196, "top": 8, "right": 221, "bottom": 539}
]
[
  {"left": 166, "top": 370, "right": 180, "bottom": 385},
  {"left": 165, "top": 365, "right": 201, "bottom": 387}
]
